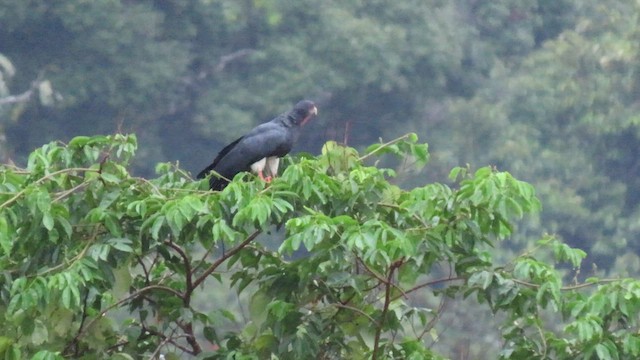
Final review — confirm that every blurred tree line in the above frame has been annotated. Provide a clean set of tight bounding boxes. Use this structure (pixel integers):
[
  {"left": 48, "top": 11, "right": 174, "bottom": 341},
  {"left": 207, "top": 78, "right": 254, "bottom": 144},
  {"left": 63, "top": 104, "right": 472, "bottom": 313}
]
[{"left": 1, "top": 0, "right": 639, "bottom": 330}]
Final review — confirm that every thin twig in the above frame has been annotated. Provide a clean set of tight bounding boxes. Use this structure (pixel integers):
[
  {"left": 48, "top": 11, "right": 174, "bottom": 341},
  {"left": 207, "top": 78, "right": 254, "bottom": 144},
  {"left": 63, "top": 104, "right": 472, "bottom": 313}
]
[
  {"left": 356, "top": 255, "right": 408, "bottom": 300},
  {"left": 358, "top": 134, "right": 412, "bottom": 162},
  {"left": 511, "top": 277, "right": 621, "bottom": 291},
  {"left": 214, "top": 49, "right": 256, "bottom": 73},
  {"left": 0, "top": 167, "right": 99, "bottom": 209},
  {"left": 144, "top": 326, "right": 193, "bottom": 355},
  {"left": 333, "top": 303, "right": 380, "bottom": 327},
  {"left": 419, "top": 294, "right": 447, "bottom": 341},
  {"left": 394, "top": 276, "right": 464, "bottom": 301},
  {"left": 192, "top": 230, "right": 261, "bottom": 289},
  {"left": 164, "top": 240, "right": 193, "bottom": 305},
  {"left": 63, "top": 289, "right": 92, "bottom": 356},
  {"left": 53, "top": 180, "right": 91, "bottom": 202},
  {"left": 72, "top": 285, "right": 184, "bottom": 343}
]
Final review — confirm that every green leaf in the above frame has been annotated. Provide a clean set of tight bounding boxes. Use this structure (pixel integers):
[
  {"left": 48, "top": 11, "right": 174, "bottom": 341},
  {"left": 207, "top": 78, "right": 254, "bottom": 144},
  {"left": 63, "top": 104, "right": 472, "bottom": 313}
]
[
  {"left": 594, "top": 343, "right": 612, "bottom": 360},
  {"left": 107, "top": 238, "right": 134, "bottom": 253},
  {"left": 112, "top": 266, "right": 132, "bottom": 299},
  {"left": 30, "top": 320, "right": 49, "bottom": 346},
  {"left": 468, "top": 271, "right": 493, "bottom": 290},
  {"left": 0, "top": 215, "right": 12, "bottom": 256},
  {"left": 150, "top": 215, "right": 165, "bottom": 240},
  {"left": 68, "top": 136, "right": 91, "bottom": 148},
  {"left": 100, "top": 172, "right": 121, "bottom": 184},
  {"left": 0, "top": 337, "right": 13, "bottom": 355},
  {"left": 41, "top": 212, "right": 54, "bottom": 231},
  {"left": 249, "top": 291, "right": 269, "bottom": 327},
  {"left": 448, "top": 167, "right": 463, "bottom": 182}
]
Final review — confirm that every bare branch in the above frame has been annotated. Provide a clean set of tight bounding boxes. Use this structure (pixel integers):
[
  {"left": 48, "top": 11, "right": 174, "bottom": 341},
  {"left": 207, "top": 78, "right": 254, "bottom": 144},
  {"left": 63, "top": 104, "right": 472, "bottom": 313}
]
[
  {"left": 0, "top": 73, "right": 45, "bottom": 106},
  {"left": 214, "top": 49, "right": 256, "bottom": 73},
  {"left": 0, "top": 88, "right": 34, "bottom": 105}
]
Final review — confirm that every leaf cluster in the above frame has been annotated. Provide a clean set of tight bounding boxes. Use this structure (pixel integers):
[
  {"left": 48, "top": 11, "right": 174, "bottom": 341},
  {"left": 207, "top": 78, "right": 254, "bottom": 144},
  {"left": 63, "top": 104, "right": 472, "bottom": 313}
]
[{"left": 1, "top": 134, "right": 639, "bottom": 359}]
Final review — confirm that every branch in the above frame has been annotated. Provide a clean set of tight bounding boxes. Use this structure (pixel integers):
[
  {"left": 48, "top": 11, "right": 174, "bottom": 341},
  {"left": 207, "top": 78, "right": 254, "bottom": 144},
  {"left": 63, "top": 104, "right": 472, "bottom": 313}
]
[
  {"left": 214, "top": 49, "right": 256, "bottom": 73},
  {"left": 358, "top": 133, "right": 413, "bottom": 162},
  {"left": 176, "top": 320, "right": 202, "bottom": 354},
  {"left": 164, "top": 240, "right": 193, "bottom": 305},
  {"left": 372, "top": 262, "right": 401, "bottom": 360},
  {"left": 63, "top": 289, "right": 92, "bottom": 356},
  {"left": 0, "top": 167, "right": 99, "bottom": 210},
  {"left": 356, "top": 255, "right": 408, "bottom": 299},
  {"left": 0, "top": 90, "right": 33, "bottom": 105},
  {"left": 420, "top": 293, "right": 447, "bottom": 341},
  {"left": 394, "top": 276, "right": 464, "bottom": 301},
  {"left": 192, "top": 230, "right": 261, "bottom": 289},
  {"left": 0, "top": 85, "right": 36, "bottom": 106},
  {"left": 333, "top": 303, "right": 380, "bottom": 327},
  {"left": 143, "top": 326, "right": 193, "bottom": 355},
  {"left": 70, "top": 285, "right": 184, "bottom": 346},
  {"left": 52, "top": 180, "right": 92, "bottom": 202},
  {"left": 33, "top": 236, "right": 95, "bottom": 277},
  {"left": 0, "top": 72, "right": 47, "bottom": 106},
  {"left": 511, "top": 277, "right": 622, "bottom": 291}
]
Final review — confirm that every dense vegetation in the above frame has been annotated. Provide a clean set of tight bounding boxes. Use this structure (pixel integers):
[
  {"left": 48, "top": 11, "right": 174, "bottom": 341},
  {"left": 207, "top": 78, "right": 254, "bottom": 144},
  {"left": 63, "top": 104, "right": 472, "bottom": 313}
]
[
  {"left": 1, "top": 0, "right": 640, "bottom": 358},
  {"left": 1, "top": 134, "right": 639, "bottom": 359}
]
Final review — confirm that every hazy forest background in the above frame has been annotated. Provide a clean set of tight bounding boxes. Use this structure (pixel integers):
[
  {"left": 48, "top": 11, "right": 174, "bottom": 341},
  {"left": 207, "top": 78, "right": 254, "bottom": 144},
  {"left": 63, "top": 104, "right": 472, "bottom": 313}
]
[{"left": 1, "top": 0, "right": 640, "bottom": 358}]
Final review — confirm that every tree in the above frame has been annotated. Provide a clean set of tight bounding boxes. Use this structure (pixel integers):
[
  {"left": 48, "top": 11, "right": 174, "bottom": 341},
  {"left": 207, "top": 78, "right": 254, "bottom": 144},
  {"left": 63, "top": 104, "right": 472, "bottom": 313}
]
[
  {"left": 1, "top": 134, "right": 639, "bottom": 359},
  {"left": 0, "top": 0, "right": 577, "bottom": 175},
  {"left": 429, "top": 0, "right": 640, "bottom": 267}
]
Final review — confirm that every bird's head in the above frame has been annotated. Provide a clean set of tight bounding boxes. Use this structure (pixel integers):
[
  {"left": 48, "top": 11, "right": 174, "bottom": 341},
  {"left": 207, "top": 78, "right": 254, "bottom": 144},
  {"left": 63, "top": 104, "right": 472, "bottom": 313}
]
[{"left": 290, "top": 100, "right": 318, "bottom": 126}]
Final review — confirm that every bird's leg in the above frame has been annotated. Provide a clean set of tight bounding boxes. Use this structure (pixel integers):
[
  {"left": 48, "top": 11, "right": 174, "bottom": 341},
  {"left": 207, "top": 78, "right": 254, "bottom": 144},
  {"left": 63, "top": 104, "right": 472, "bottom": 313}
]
[
  {"left": 264, "top": 157, "right": 278, "bottom": 183},
  {"left": 257, "top": 170, "right": 272, "bottom": 183}
]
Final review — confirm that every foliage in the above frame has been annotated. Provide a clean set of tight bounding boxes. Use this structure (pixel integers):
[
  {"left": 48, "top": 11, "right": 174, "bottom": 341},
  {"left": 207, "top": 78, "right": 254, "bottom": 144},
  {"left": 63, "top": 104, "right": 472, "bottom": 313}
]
[
  {"left": 0, "top": 0, "right": 576, "bottom": 174},
  {"left": 2, "top": 0, "right": 640, "bottom": 357},
  {"left": 429, "top": 0, "right": 640, "bottom": 266},
  {"left": 1, "top": 134, "right": 639, "bottom": 359}
]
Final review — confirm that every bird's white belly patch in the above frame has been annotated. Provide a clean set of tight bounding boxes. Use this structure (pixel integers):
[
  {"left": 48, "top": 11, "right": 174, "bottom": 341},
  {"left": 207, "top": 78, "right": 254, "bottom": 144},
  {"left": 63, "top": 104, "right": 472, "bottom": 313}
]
[
  {"left": 266, "top": 156, "right": 280, "bottom": 177},
  {"left": 250, "top": 158, "right": 266, "bottom": 174}
]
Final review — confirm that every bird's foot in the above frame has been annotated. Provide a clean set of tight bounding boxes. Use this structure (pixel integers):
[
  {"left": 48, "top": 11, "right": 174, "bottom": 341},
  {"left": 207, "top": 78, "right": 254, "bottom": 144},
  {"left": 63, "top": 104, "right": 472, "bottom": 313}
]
[{"left": 257, "top": 171, "right": 272, "bottom": 183}]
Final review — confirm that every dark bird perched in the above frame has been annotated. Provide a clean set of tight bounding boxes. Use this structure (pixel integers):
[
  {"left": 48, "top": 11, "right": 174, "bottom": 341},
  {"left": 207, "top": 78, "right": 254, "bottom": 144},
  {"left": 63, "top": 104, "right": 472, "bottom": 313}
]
[{"left": 197, "top": 100, "right": 318, "bottom": 190}]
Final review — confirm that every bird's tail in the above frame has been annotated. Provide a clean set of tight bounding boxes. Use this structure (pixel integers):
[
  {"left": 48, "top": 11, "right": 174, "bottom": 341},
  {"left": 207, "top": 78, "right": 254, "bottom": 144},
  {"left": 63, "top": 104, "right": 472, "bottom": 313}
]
[
  {"left": 210, "top": 177, "right": 229, "bottom": 191},
  {"left": 198, "top": 167, "right": 230, "bottom": 190},
  {"left": 196, "top": 163, "right": 216, "bottom": 179}
]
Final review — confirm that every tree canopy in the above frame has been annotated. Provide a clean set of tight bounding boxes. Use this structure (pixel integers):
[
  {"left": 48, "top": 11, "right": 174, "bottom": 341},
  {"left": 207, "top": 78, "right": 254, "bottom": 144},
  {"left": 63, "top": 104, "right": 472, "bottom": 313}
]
[
  {"left": 0, "top": 134, "right": 639, "bottom": 359},
  {"left": 2, "top": 0, "right": 640, "bottom": 358}
]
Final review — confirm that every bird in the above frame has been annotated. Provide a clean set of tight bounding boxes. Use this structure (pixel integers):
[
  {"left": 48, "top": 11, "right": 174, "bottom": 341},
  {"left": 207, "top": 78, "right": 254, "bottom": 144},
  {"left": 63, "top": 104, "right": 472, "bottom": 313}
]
[{"left": 197, "top": 100, "right": 318, "bottom": 190}]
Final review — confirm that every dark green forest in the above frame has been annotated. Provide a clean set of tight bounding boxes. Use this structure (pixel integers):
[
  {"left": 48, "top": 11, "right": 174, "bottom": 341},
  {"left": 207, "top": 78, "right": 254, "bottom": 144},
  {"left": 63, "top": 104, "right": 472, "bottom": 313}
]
[{"left": 1, "top": 0, "right": 640, "bottom": 359}]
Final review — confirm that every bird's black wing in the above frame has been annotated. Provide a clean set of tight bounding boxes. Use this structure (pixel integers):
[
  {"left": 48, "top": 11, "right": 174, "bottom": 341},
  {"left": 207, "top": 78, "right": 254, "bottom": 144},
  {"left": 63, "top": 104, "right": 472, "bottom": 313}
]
[
  {"left": 214, "top": 122, "right": 293, "bottom": 175},
  {"left": 196, "top": 136, "right": 244, "bottom": 179},
  {"left": 198, "top": 119, "right": 295, "bottom": 190}
]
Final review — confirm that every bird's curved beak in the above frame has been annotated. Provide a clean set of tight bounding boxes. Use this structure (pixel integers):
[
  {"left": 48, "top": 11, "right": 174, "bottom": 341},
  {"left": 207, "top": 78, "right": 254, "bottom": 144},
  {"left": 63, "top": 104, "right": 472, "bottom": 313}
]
[{"left": 301, "top": 105, "right": 318, "bottom": 126}]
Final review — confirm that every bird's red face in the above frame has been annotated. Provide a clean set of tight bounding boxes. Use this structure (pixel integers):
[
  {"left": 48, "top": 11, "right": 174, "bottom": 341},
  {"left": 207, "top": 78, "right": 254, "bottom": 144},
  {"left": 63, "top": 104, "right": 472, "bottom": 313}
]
[{"left": 301, "top": 104, "right": 318, "bottom": 126}]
